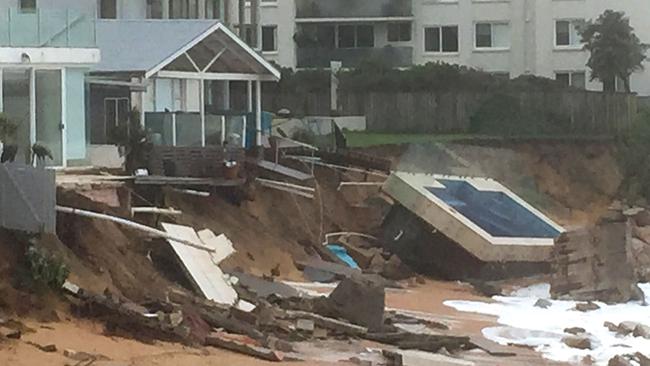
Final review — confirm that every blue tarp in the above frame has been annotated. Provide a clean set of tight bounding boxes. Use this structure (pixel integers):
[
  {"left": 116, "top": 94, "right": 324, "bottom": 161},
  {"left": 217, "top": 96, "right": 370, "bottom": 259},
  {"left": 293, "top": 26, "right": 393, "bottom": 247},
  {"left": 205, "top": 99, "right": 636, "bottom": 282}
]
[{"left": 326, "top": 244, "right": 360, "bottom": 269}]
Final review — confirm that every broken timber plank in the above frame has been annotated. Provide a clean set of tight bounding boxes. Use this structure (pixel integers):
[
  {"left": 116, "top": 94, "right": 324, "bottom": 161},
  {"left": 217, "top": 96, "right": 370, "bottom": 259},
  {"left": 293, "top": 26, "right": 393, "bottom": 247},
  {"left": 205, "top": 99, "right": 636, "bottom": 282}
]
[
  {"left": 281, "top": 310, "right": 367, "bottom": 336},
  {"left": 205, "top": 331, "right": 284, "bottom": 362},
  {"left": 257, "top": 160, "right": 313, "bottom": 181}
]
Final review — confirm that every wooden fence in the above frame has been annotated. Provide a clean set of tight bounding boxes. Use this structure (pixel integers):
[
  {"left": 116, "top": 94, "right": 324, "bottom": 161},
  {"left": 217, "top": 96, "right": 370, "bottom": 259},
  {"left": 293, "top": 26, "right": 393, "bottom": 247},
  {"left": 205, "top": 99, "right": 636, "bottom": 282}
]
[{"left": 258, "top": 89, "right": 637, "bottom": 136}]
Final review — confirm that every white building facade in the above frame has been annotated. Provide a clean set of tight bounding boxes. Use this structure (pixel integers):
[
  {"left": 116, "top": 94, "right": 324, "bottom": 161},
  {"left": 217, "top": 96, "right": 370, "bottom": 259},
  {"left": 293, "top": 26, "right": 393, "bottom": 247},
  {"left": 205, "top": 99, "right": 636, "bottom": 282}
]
[{"left": 5, "top": 0, "right": 650, "bottom": 94}]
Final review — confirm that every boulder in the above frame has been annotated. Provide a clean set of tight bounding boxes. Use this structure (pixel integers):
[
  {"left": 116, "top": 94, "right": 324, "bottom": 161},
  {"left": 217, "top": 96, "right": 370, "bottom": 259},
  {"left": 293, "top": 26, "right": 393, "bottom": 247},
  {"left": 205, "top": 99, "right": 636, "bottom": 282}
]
[
  {"left": 325, "top": 276, "right": 385, "bottom": 332},
  {"left": 534, "top": 299, "right": 552, "bottom": 309},
  {"left": 618, "top": 321, "right": 639, "bottom": 336},
  {"left": 562, "top": 335, "right": 591, "bottom": 350},
  {"left": 609, "top": 355, "right": 633, "bottom": 366},
  {"left": 633, "top": 324, "right": 650, "bottom": 339},
  {"left": 573, "top": 302, "right": 600, "bottom": 312},
  {"left": 564, "top": 327, "right": 586, "bottom": 335},
  {"left": 604, "top": 321, "right": 619, "bottom": 332}
]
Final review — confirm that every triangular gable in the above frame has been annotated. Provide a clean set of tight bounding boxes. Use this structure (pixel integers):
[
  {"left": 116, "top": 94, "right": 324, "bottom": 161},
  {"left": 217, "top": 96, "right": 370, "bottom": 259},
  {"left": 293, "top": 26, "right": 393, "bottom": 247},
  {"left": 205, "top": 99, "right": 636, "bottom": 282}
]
[{"left": 145, "top": 22, "right": 280, "bottom": 80}]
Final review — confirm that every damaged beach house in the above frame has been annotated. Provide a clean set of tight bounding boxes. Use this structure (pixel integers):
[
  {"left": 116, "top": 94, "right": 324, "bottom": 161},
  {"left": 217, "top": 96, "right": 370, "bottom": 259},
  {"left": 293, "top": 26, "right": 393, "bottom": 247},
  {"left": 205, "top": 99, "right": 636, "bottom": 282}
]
[{"left": 1, "top": 2, "right": 650, "bottom": 366}]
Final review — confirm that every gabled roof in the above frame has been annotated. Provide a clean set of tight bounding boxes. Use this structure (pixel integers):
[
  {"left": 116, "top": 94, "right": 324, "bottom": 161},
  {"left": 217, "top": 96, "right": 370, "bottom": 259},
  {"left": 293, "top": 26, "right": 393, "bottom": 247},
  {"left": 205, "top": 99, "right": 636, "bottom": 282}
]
[{"left": 93, "top": 19, "right": 280, "bottom": 80}]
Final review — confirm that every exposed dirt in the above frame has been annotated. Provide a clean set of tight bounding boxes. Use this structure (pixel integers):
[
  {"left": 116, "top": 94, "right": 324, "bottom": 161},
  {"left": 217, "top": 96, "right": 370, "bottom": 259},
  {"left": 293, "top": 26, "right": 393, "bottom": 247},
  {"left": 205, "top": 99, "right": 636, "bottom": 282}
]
[{"left": 359, "top": 141, "right": 622, "bottom": 227}]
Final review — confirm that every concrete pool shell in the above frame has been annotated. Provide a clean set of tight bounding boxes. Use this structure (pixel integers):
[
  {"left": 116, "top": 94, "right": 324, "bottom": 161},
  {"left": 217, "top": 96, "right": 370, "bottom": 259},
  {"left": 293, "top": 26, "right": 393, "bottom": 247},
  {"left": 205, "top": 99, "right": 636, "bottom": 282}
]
[{"left": 382, "top": 172, "right": 564, "bottom": 263}]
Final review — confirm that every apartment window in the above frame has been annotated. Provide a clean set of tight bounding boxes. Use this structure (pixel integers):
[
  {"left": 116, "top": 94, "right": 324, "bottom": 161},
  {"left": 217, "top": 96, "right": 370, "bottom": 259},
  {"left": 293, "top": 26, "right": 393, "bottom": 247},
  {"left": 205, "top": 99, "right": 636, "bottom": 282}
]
[
  {"left": 205, "top": 0, "right": 221, "bottom": 19},
  {"left": 99, "top": 0, "right": 117, "bottom": 19},
  {"left": 261, "top": 26, "right": 277, "bottom": 52},
  {"left": 424, "top": 26, "right": 458, "bottom": 53},
  {"left": 387, "top": 22, "right": 411, "bottom": 42},
  {"left": 475, "top": 22, "right": 510, "bottom": 49},
  {"left": 555, "top": 20, "right": 582, "bottom": 47},
  {"left": 337, "top": 25, "right": 374, "bottom": 48},
  {"left": 169, "top": 0, "right": 199, "bottom": 19},
  {"left": 20, "top": 0, "right": 36, "bottom": 12},
  {"left": 556, "top": 71, "right": 586, "bottom": 89},
  {"left": 147, "top": 0, "right": 163, "bottom": 18}
]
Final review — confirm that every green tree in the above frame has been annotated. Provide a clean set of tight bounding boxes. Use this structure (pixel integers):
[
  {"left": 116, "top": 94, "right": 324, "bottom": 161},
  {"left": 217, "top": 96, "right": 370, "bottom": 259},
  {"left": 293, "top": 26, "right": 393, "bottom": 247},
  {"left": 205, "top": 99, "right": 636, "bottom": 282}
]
[{"left": 579, "top": 10, "right": 647, "bottom": 92}]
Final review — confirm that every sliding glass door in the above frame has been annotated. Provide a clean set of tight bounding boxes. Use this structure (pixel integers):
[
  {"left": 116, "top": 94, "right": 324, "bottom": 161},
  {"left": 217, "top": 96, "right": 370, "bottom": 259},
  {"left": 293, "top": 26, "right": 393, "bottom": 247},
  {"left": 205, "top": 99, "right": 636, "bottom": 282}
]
[
  {"left": 1, "top": 68, "right": 64, "bottom": 167},
  {"left": 35, "top": 69, "right": 63, "bottom": 167}
]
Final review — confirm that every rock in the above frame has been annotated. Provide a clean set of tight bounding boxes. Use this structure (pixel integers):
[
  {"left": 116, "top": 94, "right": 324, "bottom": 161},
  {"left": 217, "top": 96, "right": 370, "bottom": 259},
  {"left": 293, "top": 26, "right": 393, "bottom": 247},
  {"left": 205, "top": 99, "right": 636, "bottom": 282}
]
[
  {"left": 605, "top": 321, "right": 619, "bottom": 332},
  {"left": 609, "top": 355, "right": 633, "bottom": 366},
  {"left": 534, "top": 298, "right": 552, "bottom": 309},
  {"left": 38, "top": 344, "right": 57, "bottom": 352},
  {"left": 574, "top": 302, "right": 600, "bottom": 312},
  {"left": 633, "top": 324, "right": 650, "bottom": 339},
  {"left": 381, "top": 255, "right": 413, "bottom": 281},
  {"left": 635, "top": 352, "right": 650, "bottom": 366},
  {"left": 564, "top": 327, "right": 586, "bottom": 335},
  {"left": 562, "top": 335, "right": 592, "bottom": 350},
  {"left": 296, "top": 319, "right": 315, "bottom": 332},
  {"left": 325, "top": 276, "right": 385, "bottom": 332},
  {"left": 349, "top": 356, "right": 373, "bottom": 366},
  {"left": 0, "top": 327, "right": 21, "bottom": 339},
  {"left": 618, "top": 321, "right": 639, "bottom": 336}
]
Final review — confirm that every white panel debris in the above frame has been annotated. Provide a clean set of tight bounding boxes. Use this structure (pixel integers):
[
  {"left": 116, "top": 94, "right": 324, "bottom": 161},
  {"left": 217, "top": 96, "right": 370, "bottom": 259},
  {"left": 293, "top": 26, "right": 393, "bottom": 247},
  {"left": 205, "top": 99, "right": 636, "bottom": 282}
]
[
  {"left": 161, "top": 223, "right": 238, "bottom": 306},
  {"left": 198, "top": 229, "right": 236, "bottom": 265}
]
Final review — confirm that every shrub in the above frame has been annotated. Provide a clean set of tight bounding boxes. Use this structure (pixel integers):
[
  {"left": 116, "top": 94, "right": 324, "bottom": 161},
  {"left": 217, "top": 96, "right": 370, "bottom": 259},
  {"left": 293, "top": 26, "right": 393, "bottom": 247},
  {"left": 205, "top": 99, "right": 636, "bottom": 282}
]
[
  {"left": 618, "top": 109, "right": 650, "bottom": 204},
  {"left": 25, "top": 245, "right": 69, "bottom": 291}
]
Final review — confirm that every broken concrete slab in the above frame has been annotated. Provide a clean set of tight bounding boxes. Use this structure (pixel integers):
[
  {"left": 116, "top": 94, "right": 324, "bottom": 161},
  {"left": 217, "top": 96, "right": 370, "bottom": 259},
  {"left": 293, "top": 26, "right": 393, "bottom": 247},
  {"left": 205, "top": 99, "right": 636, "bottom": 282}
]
[
  {"left": 231, "top": 271, "right": 300, "bottom": 299},
  {"left": 550, "top": 213, "right": 644, "bottom": 304},
  {"left": 383, "top": 349, "right": 475, "bottom": 366},
  {"left": 326, "top": 276, "right": 385, "bottom": 332},
  {"left": 161, "top": 223, "right": 238, "bottom": 306}
]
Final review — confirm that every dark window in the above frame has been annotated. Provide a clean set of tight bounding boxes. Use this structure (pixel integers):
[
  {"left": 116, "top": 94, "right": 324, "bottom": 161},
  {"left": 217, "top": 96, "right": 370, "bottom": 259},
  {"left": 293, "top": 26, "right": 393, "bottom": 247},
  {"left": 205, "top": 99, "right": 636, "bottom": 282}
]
[
  {"left": 147, "top": 0, "right": 163, "bottom": 18},
  {"left": 475, "top": 23, "right": 492, "bottom": 48},
  {"left": 169, "top": 0, "right": 199, "bottom": 19},
  {"left": 19, "top": 0, "right": 36, "bottom": 12},
  {"left": 555, "top": 73, "right": 570, "bottom": 86},
  {"left": 99, "top": 0, "right": 117, "bottom": 19},
  {"left": 261, "top": 26, "right": 277, "bottom": 52},
  {"left": 317, "top": 25, "right": 336, "bottom": 48},
  {"left": 441, "top": 26, "right": 458, "bottom": 52},
  {"left": 244, "top": 26, "right": 254, "bottom": 47},
  {"left": 388, "top": 22, "right": 411, "bottom": 42},
  {"left": 356, "top": 25, "right": 374, "bottom": 48},
  {"left": 556, "top": 21, "right": 570, "bottom": 46},
  {"left": 338, "top": 25, "right": 355, "bottom": 48},
  {"left": 424, "top": 27, "right": 441, "bottom": 52},
  {"left": 205, "top": 0, "right": 221, "bottom": 19}
]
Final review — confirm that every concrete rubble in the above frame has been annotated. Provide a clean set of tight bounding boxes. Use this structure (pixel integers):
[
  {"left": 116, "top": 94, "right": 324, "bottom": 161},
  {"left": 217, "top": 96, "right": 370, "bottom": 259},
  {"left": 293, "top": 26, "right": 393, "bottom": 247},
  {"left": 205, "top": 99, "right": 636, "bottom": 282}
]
[{"left": 550, "top": 208, "right": 644, "bottom": 303}]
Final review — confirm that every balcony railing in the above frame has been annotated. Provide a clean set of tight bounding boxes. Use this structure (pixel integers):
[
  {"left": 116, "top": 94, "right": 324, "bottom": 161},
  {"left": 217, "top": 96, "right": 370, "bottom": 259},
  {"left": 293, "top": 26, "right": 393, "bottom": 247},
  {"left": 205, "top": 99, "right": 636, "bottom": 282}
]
[
  {"left": 297, "top": 46, "right": 413, "bottom": 68},
  {"left": 296, "top": 0, "right": 412, "bottom": 19},
  {"left": 145, "top": 112, "right": 248, "bottom": 148},
  {"left": 0, "top": 8, "right": 96, "bottom": 48}
]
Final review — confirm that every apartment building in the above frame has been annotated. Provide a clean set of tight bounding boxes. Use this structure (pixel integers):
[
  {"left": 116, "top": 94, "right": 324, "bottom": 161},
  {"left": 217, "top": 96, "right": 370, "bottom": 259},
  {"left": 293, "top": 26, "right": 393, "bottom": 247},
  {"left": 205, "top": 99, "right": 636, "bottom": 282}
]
[{"left": 247, "top": 0, "right": 650, "bottom": 95}]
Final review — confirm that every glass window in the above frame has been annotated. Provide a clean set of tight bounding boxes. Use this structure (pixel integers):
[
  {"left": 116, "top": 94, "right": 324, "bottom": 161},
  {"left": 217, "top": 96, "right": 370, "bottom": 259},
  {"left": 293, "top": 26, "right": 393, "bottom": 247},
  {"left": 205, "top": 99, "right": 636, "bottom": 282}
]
[
  {"left": 317, "top": 25, "right": 336, "bottom": 48},
  {"left": 205, "top": 0, "right": 221, "bottom": 19},
  {"left": 147, "top": 0, "right": 163, "bottom": 18},
  {"left": 441, "top": 26, "right": 459, "bottom": 52},
  {"left": 555, "top": 20, "right": 582, "bottom": 46},
  {"left": 19, "top": 0, "right": 36, "bottom": 12},
  {"left": 424, "top": 26, "right": 458, "bottom": 53},
  {"left": 424, "top": 27, "right": 441, "bottom": 52},
  {"left": 169, "top": 0, "right": 199, "bottom": 19},
  {"left": 338, "top": 25, "right": 355, "bottom": 48},
  {"left": 388, "top": 22, "right": 411, "bottom": 42},
  {"left": 572, "top": 72, "right": 586, "bottom": 89},
  {"left": 475, "top": 23, "right": 509, "bottom": 48},
  {"left": 556, "top": 21, "right": 570, "bottom": 46},
  {"left": 261, "top": 25, "right": 277, "bottom": 52},
  {"left": 356, "top": 25, "right": 374, "bottom": 48},
  {"left": 555, "top": 72, "right": 570, "bottom": 86},
  {"left": 99, "top": 0, "right": 117, "bottom": 19}
]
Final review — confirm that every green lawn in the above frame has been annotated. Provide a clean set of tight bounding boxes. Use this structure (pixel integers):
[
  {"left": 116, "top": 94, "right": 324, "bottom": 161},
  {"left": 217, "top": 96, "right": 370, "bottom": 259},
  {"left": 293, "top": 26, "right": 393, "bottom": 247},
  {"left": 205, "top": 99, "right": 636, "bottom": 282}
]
[
  {"left": 343, "top": 131, "right": 487, "bottom": 147},
  {"left": 343, "top": 131, "right": 615, "bottom": 148}
]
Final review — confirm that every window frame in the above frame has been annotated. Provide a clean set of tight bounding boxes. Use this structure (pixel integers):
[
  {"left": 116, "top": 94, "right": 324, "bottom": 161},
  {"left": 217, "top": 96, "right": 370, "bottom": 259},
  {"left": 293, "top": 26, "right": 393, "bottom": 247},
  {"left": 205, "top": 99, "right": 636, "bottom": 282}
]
[
  {"left": 555, "top": 71, "right": 586, "bottom": 89},
  {"left": 335, "top": 24, "right": 375, "bottom": 49},
  {"left": 554, "top": 19, "right": 584, "bottom": 49},
  {"left": 261, "top": 25, "right": 278, "bottom": 53},
  {"left": 423, "top": 25, "right": 459, "bottom": 54},
  {"left": 387, "top": 22, "right": 412, "bottom": 43},
  {"left": 473, "top": 21, "right": 510, "bottom": 51}
]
